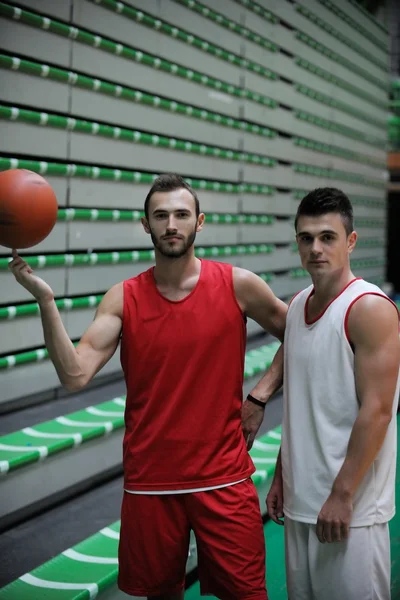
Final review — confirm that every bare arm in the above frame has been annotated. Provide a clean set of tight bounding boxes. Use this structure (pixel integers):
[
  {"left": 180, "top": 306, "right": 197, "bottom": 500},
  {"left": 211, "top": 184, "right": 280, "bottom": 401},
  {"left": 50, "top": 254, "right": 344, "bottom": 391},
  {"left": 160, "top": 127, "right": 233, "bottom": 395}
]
[
  {"left": 9, "top": 251, "right": 123, "bottom": 392},
  {"left": 266, "top": 448, "right": 284, "bottom": 525},
  {"left": 316, "top": 295, "right": 400, "bottom": 543},
  {"left": 333, "top": 296, "right": 399, "bottom": 498},
  {"left": 249, "top": 344, "right": 284, "bottom": 403},
  {"left": 241, "top": 345, "right": 284, "bottom": 449},
  {"left": 233, "top": 267, "right": 287, "bottom": 342},
  {"left": 234, "top": 268, "right": 287, "bottom": 447},
  {"left": 46, "top": 285, "right": 123, "bottom": 391},
  {"left": 234, "top": 268, "right": 286, "bottom": 400}
]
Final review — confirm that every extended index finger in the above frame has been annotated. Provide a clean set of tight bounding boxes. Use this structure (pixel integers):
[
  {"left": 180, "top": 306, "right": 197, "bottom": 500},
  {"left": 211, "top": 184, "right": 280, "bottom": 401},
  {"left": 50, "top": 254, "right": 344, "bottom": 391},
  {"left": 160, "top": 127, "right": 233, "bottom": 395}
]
[{"left": 12, "top": 248, "right": 18, "bottom": 259}]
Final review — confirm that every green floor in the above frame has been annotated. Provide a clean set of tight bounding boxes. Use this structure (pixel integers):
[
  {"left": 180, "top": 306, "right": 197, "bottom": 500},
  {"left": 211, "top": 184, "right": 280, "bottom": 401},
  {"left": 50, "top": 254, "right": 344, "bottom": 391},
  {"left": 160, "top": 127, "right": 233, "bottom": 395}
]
[{"left": 187, "top": 415, "right": 400, "bottom": 600}]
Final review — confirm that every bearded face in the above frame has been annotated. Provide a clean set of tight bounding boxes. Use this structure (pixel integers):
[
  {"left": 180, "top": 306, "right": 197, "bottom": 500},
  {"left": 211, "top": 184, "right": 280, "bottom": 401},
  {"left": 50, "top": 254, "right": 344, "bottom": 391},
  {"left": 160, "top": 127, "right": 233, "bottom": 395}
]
[{"left": 143, "top": 188, "right": 203, "bottom": 259}]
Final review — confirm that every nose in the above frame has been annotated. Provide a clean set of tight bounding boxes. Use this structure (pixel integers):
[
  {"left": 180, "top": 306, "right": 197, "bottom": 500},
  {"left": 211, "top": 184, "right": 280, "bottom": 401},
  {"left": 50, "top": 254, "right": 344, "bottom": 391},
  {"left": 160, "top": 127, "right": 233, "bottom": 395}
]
[
  {"left": 310, "top": 239, "right": 322, "bottom": 255},
  {"left": 166, "top": 215, "right": 178, "bottom": 232}
]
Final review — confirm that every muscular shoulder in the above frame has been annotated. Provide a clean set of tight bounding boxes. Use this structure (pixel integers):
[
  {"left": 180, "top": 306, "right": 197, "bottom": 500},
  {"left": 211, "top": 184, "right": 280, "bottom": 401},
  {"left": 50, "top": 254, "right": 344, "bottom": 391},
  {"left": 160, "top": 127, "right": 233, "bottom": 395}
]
[
  {"left": 232, "top": 267, "right": 265, "bottom": 310},
  {"left": 97, "top": 282, "right": 124, "bottom": 318},
  {"left": 232, "top": 267, "right": 287, "bottom": 340},
  {"left": 347, "top": 294, "right": 399, "bottom": 348},
  {"left": 232, "top": 266, "right": 258, "bottom": 287}
]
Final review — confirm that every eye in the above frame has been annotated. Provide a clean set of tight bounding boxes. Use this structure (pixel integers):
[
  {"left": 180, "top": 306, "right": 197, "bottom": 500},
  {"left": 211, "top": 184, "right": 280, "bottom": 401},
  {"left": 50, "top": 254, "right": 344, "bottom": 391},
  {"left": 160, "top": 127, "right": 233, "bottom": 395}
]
[
  {"left": 322, "top": 234, "right": 334, "bottom": 241},
  {"left": 299, "top": 236, "right": 312, "bottom": 243},
  {"left": 177, "top": 212, "right": 189, "bottom": 218}
]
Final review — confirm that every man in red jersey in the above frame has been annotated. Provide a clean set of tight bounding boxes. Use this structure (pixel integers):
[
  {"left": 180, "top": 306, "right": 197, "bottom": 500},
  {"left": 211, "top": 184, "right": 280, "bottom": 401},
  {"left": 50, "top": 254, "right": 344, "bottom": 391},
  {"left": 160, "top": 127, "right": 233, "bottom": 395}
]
[{"left": 9, "top": 173, "right": 286, "bottom": 600}]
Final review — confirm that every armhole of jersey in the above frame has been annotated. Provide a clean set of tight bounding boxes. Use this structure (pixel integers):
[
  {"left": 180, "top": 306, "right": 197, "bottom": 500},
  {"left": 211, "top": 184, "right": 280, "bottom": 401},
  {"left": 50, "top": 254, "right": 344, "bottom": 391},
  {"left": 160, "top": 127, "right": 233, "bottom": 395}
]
[
  {"left": 344, "top": 292, "right": 400, "bottom": 352},
  {"left": 289, "top": 290, "right": 302, "bottom": 308},
  {"left": 229, "top": 264, "right": 247, "bottom": 323},
  {"left": 121, "top": 279, "right": 128, "bottom": 340}
]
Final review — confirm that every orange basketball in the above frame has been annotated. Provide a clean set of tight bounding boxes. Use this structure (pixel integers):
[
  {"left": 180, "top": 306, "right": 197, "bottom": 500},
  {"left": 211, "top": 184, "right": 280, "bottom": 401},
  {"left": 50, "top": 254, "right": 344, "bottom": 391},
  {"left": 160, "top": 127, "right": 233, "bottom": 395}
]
[{"left": 0, "top": 169, "right": 58, "bottom": 249}]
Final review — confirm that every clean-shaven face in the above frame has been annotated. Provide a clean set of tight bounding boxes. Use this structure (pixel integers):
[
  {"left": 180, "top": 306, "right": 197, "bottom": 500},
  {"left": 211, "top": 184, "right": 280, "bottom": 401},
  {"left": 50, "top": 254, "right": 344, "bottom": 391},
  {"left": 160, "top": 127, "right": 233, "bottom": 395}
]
[{"left": 296, "top": 213, "right": 357, "bottom": 276}]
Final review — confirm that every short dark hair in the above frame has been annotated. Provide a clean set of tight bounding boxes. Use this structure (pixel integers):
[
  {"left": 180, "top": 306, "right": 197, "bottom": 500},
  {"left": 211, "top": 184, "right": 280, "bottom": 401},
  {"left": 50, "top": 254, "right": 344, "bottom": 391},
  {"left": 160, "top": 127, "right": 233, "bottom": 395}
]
[
  {"left": 295, "top": 187, "right": 354, "bottom": 236},
  {"left": 144, "top": 173, "right": 200, "bottom": 219}
]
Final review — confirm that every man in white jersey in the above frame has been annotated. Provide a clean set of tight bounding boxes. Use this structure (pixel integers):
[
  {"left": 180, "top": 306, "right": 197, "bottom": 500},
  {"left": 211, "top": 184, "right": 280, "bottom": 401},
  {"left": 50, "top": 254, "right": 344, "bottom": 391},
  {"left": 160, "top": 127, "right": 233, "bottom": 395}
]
[{"left": 255, "top": 188, "right": 400, "bottom": 599}]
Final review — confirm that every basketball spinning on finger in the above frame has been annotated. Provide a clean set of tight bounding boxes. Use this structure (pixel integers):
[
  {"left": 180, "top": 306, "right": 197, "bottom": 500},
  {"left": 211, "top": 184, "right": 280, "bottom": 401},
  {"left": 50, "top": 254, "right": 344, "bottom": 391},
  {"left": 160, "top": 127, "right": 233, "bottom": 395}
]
[{"left": 0, "top": 169, "right": 58, "bottom": 249}]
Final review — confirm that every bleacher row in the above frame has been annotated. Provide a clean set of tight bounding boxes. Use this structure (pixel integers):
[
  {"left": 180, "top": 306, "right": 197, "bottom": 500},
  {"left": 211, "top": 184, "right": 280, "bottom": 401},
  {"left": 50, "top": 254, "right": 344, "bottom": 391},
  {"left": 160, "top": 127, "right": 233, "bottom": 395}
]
[
  {"left": 0, "top": 0, "right": 390, "bottom": 597},
  {"left": 390, "top": 79, "right": 400, "bottom": 151}
]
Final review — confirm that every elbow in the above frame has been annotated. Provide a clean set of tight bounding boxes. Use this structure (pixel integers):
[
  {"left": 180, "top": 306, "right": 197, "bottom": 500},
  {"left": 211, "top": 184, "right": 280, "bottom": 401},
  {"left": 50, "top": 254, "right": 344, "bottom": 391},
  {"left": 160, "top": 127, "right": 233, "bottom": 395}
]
[
  {"left": 376, "top": 400, "right": 393, "bottom": 424},
  {"left": 379, "top": 410, "right": 393, "bottom": 426},
  {"left": 61, "top": 376, "right": 88, "bottom": 393},
  {"left": 58, "top": 361, "right": 90, "bottom": 393},
  {"left": 366, "top": 405, "right": 393, "bottom": 428},
  {"left": 375, "top": 411, "right": 393, "bottom": 438},
  {"left": 275, "top": 320, "right": 286, "bottom": 343}
]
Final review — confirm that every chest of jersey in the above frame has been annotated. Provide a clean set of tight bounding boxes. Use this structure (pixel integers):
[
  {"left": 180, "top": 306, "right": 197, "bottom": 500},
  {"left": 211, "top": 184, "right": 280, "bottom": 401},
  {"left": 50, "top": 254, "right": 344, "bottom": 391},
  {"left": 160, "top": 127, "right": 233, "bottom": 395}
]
[{"left": 125, "top": 287, "right": 243, "bottom": 371}]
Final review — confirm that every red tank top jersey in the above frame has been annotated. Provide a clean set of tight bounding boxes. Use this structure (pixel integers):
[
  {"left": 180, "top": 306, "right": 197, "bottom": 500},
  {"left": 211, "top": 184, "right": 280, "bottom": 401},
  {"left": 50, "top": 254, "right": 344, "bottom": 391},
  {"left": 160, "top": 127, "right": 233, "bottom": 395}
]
[{"left": 120, "top": 259, "right": 255, "bottom": 491}]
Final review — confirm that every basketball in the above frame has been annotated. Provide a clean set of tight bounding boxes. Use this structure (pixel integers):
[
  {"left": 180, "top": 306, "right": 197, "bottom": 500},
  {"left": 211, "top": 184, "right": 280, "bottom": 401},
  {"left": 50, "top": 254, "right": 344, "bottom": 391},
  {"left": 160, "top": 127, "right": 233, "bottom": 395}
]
[{"left": 0, "top": 169, "right": 58, "bottom": 249}]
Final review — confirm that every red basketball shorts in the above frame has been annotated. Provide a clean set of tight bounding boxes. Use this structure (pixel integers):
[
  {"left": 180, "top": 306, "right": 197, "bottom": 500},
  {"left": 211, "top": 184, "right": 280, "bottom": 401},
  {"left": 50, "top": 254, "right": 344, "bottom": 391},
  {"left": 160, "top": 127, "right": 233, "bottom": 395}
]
[{"left": 118, "top": 478, "right": 268, "bottom": 599}]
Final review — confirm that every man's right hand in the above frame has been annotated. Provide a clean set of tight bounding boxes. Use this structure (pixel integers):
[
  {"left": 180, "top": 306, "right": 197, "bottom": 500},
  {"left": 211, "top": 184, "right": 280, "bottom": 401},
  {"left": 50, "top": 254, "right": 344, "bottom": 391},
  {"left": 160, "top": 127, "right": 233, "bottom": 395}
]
[
  {"left": 266, "top": 477, "right": 284, "bottom": 525},
  {"left": 8, "top": 249, "right": 55, "bottom": 305}
]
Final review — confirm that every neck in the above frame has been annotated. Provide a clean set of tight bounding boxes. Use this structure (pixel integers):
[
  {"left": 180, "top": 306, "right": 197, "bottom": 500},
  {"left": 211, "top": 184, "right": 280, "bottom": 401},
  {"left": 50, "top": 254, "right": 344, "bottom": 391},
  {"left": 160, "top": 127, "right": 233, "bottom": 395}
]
[
  {"left": 153, "top": 248, "right": 200, "bottom": 287},
  {"left": 311, "top": 267, "right": 356, "bottom": 304}
]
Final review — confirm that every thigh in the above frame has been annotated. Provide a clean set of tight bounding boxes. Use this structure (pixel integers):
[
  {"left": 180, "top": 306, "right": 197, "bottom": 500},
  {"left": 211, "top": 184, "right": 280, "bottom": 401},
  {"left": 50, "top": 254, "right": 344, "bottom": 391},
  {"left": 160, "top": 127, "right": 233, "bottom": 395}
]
[
  {"left": 284, "top": 517, "right": 313, "bottom": 600},
  {"left": 309, "top": 523, "right": 391, "bottom": 600},
  {"left": 188, "top": 479, "right": 268, "bottom": 600},
  {"left": 118, "top": 492, "right": 190, "bottom": 598}
]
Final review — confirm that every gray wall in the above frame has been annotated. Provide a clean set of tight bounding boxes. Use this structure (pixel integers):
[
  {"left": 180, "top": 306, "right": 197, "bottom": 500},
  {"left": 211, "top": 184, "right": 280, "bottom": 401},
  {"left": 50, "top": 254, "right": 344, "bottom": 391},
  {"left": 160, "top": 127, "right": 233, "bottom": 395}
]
[{"left": 0, "top": 0, "right": 389, "bottom": 404}]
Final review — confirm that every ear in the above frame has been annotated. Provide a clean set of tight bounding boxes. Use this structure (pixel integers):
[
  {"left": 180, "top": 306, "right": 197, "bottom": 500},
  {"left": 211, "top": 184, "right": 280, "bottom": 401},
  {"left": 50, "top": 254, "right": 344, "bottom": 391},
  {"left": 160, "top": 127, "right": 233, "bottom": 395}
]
[
  {"left": 348, "top": 230, "right": 357, "bottom": 254},
  {"left": 196, "top": 213, "right": 205, "bottom": 233},
  {"left": 141, "top": 216, "right": 151, "bottom": 234}
]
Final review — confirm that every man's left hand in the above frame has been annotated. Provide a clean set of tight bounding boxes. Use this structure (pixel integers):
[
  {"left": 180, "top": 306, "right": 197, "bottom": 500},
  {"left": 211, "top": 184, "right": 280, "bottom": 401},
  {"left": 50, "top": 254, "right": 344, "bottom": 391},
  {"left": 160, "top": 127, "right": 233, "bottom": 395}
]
[
  {"left": 241, "top": 397, "right": 265, "bottom": 450},
  {"left": 316, "top": 490, "right": 353, "bottom": 544}
]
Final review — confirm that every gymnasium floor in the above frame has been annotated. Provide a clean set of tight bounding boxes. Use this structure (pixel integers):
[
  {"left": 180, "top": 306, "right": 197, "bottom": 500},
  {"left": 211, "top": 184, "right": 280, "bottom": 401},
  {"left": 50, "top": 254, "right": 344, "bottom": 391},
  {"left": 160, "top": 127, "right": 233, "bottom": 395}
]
[{"left": 187, "top": 413, "right": 400, "bottom": 600}]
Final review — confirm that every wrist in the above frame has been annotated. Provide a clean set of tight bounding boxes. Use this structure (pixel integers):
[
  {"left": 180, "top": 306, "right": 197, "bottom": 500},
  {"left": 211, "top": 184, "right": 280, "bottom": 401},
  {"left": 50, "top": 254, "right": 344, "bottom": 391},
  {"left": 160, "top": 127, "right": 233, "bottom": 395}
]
[
  {"left": 332, "top": 481, "right": 353, "bottom": 501},
  {"left": 38, "top": 295, "right": 55, "bottom": 309},
  {"left": 248, "top": 388, "right": 270, "bottom": 404},
  {"left": 272, "top": 470, "right": 283, "bottom": 487},
  {"left": 246, "top": 393, "right": 267, "bottom": 409}
]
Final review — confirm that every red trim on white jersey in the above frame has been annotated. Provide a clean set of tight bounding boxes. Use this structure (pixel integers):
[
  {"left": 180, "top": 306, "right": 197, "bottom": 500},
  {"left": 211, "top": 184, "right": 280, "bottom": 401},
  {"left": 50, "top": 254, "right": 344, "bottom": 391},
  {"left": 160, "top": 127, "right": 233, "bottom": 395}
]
[
  {"left": 304, "top": 278, "right": 362, "bottom": 325},
  {"left": 289, "top": 290, "right": 302, "bottom": 307},
  {"left": 344, "top": 292, "right": 400, "bottom": 350}
]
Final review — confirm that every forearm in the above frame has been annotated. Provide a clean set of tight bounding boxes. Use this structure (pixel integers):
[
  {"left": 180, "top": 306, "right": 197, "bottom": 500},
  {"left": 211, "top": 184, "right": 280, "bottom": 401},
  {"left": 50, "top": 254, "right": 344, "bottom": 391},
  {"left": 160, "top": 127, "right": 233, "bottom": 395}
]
[
  {"left": 39, "top": 299, "right": 84, "bottom": 390},
  {"left": 273, "top": 448, "right": 282, "bottom": 481},
  {"left": 333, "top": 405, "right": 392, "bottom": 499},
  {"left": 250, "top": 344, "right": 283, "bottom": 403}
]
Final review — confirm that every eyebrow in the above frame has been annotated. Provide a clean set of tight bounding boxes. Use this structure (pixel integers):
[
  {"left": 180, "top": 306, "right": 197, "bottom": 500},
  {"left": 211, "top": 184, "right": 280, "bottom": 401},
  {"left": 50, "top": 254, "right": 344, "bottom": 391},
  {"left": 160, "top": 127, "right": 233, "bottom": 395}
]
[
  {"left": 152, "top": 208, "right": 191, "bottom": 215},
  {"left": 297, "top": 229, "right": 337, "bottom": 236}
]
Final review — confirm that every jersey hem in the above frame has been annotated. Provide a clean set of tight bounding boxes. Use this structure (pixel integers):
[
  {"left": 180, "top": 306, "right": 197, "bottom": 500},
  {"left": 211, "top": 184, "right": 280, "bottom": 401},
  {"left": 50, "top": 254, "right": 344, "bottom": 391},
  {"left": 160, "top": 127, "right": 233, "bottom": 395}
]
[
  {"left": 124, "top": 477, "right": 247, "bottom": 494},
  {"left": 283, "top": 506, "right": 395, "bottom": 527},
  {"left": 124, "top": 466, "right": 255, "bottom": 492}
]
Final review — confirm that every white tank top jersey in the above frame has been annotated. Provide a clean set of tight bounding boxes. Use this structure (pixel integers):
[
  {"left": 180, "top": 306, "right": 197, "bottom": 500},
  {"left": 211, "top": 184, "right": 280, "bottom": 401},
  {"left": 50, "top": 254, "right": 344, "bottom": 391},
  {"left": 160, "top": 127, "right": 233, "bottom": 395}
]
[{"left": 282, "top": 278, "right": 400, "bottom": 527}]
